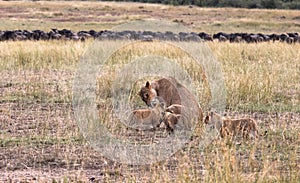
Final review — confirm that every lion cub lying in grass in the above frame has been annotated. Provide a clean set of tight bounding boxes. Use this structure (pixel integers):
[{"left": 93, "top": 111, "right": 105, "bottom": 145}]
[
  {"left": 161, "top": 104, "right": 185, "bottom": 132},
  {"left": 204, "top": 111, "right": 258, "bottom": 139},
  {"left": 127, "top": 99, "right": 165, "bottom": 130},
  {"left": 128, "top": 98, "right": 188, "bottom": 132},
  {"left": 159, "top": 103, "right": 195, "bottom": 132}
]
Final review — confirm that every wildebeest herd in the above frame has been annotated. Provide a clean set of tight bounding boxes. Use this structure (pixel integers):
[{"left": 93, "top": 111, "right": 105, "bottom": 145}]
[{"left": 0, "top": 29, "right": 299, "bottom": 43}]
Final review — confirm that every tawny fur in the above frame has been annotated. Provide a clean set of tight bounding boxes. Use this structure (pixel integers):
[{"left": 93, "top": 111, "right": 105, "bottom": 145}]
[
  {"left": 139, "top": 77, "right": 181, "bottom": 107},
  {"left": 162, "top": 111, "right": 181, "bottom": 132},
  {"left": 204, "top": 111, "right": 258, "bottom": 139},
  {"left": 161, "top": 104, "right": 196, "bottom": 132},
  {"left": 165, "top": 104, "right": 183, "bottom": 115},
  {"left": 128, "top": 101, "right": 165, "bottom": 130},
  {"left": 139, "top": 77, "right": 203, "bottom": 130}
]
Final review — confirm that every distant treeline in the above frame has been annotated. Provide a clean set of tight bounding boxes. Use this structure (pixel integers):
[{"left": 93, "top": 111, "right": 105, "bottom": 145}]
[{"left": 104, "top": 0, "right": 300, "bottom": 9}]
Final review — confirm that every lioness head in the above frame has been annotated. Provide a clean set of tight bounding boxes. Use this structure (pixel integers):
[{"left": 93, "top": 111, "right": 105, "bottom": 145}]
[{"left": 139, "top": 81, "right": 158, "bottom": 107}]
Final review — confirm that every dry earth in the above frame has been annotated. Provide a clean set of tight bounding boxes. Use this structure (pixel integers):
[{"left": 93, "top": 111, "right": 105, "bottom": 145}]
[
  {"left": 0, "top": 69, "right": 299, "bottom": 182},
  {"left": 0, "top": 1, "right": 299, "bottom": 182}
]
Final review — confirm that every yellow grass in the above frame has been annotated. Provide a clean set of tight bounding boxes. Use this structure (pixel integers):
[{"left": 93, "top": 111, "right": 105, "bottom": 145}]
[
  {"left": 209, "top": 42, "right": 300, "bottom": 112},
  {"left": 0, "top": 1, "right": 299, "bottom": 182},
  {"left": 1, "top": 41, "right": 299, "bottom": 111},
  {"left": 0, "top": 39, "right": 299, "bottom": 181},
  {"left": 0, "top": 1, "right": 300, "bottom": 33}
]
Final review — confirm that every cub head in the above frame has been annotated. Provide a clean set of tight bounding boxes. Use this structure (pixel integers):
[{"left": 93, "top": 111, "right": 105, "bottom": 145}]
[
  {"left": 203, "top": 110, "right": 224, "bottom": 132},
  {"left": 139, "top": 81, "right": 158, "bottom": 107}
]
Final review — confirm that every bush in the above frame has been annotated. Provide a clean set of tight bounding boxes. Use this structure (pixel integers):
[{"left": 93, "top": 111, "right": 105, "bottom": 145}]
[{"left": 285, "top": 2, "right": 300, "bottom": 9}]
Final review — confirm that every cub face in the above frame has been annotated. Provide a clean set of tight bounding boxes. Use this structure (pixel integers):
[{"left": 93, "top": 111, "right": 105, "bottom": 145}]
[{"left": 139, "top": 81, "right": 157, "bottom": 107}]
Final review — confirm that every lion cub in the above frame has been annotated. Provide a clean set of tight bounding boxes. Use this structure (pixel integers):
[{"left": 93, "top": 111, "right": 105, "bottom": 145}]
[
  {"left": 162, "top": 112, "right": 181, "bottom": 132},
  {"left": 204, "top": 111, "right": 258, "bottom": 139},
  {"left": 161, "top": 104, "right": 197, "bottom": 132},
  {"left": 127, "top": 98, "right": 165, "bottom": 130}
]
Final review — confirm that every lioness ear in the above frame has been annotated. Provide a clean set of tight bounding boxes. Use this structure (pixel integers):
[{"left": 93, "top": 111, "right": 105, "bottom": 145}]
[{"left": 145, "top": 81, "right": 151, "bottom": 89}]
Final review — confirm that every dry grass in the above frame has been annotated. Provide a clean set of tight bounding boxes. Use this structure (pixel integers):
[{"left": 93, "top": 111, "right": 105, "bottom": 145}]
[
  {"left": 210, "top": 42, "right": 300, "bottom": 112},
  {"left": 1, "top": 41, "right": 298, "bottom": 111},
  {"left": 0, "top": 1, "right": 300, "bottom": 33},
  {"left": 0, "top": 1, "right": 299, "bottom": 182},
  {"left": 0, "top": 39, "right": 299, "bottom": 182}
]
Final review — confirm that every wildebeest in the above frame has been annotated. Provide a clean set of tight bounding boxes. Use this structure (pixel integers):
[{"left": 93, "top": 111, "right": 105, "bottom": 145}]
[{"left": 0, "top": 29, "right": 299, "bottom": 43}]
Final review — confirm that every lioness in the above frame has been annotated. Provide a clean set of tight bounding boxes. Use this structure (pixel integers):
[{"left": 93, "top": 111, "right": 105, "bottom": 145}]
[
  {"left": 138, "top": 77, "right": 203, "bottom": 129},
  {"left": 204, "top": 111, "right": 258, "bottom": 139}
]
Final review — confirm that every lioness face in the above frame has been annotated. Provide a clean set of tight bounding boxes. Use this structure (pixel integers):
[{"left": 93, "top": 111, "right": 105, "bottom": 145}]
[{"left": 139, "top": 81, "right": 157, "bottom": 107}]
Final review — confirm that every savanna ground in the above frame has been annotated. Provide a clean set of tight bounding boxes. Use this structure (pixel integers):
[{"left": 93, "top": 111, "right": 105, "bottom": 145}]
[{"left": 0, "top": 1, "right": 299, "bottom": 182}]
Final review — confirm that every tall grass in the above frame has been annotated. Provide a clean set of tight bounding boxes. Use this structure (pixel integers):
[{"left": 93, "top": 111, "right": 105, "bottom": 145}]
[
  {"left": 1, "top": 40, "right": 299, "bottom": 111},
  {"left": 0, "top": 40, "right": 88, "bottom": 70},
  {"left": 209, "top": 42, "right": 300, "bottom": 112},
  {"left": 0, "top": 40, "right": 299, "bottom": 182}
]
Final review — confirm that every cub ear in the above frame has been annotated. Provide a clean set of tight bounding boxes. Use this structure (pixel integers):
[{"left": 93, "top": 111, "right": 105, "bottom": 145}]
[
  {"left": 145, "top": 81, "right": 151, "bottom": 89},
  {"left": 204, "top": 115, "right": 210, "bottom": 124}
]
